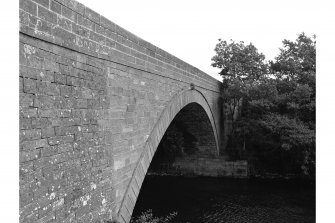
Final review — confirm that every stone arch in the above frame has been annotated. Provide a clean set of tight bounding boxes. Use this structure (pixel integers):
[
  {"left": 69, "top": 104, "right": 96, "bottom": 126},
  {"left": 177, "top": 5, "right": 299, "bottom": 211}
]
[{"left": 116, "top": 87, "right": 220, "bottom": 222}]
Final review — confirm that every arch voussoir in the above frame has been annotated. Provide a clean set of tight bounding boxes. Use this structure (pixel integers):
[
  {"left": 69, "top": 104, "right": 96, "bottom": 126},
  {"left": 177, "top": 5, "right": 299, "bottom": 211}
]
[{"left": 117, "top": 89, "right": 220, "bottom": 222}]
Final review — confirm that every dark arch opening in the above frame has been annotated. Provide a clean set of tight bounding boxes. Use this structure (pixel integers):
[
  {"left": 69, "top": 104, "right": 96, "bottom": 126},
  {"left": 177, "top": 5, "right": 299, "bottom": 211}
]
[
  {"left": 148, "top": 102, "right": 217, "bottom": 174},
  {"left": 131, "top": 102, "right": 217, "bottom": 219}
]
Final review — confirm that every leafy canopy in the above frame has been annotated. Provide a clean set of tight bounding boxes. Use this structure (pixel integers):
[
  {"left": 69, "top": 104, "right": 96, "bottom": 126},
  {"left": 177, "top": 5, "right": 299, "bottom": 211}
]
[
  {"left": 211, "top": 39, "right": 268, "bottom": 81},
  {"left": 270, "top": 32, "right": 316, "bottom": 78},
  {"left": 211, "top": 33, "right": 316, "bottom": 176}
]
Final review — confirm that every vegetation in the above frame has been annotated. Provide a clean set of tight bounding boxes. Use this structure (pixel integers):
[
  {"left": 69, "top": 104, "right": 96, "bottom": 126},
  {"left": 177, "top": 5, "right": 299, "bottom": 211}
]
[
  {"left": 212, "top": 33, "right": 316, "bottom": 177},
  {"left": 130, "top": 210, "right": 178, "bottom": 223}
]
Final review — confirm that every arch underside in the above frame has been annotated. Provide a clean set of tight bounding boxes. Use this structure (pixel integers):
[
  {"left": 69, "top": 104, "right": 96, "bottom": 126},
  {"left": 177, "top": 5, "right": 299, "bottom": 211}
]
[{"left": 116, "top": 89, "right": 219, "bottom": 222}]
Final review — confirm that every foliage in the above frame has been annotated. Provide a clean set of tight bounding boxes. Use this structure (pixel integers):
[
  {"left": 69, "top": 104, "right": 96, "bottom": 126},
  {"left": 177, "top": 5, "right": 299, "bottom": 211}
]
[
  {"left": 130, "top": 210, "right": 178, "bottom": 223},
  {"left": 212, "top": 33, "right": 316, "bottom": 177},
  {"left": 212, "top": 39, "right": 269, "bottom": 138},
  {"left": 212, "top": 39, "right": 268, "bottom": 81},
  {"left": 270, "top": 33, "right": 316, "bottom": 79}
]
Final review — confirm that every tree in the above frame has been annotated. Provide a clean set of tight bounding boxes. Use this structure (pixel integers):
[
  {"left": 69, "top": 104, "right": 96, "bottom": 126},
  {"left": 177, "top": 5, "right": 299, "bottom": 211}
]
[
  {"left": 269, "top": 33, "right": 316, "bottom": 128},
  {"left": 212, "top": 39, "right": 268, "bottom": 81},
  {"left": 211, "top": 40, "right": 268, "bottom": 148},
  {"left": 266, "top": 33, "right": 316, "bottom": 176},
  {"left": 213, "top": 33, "right": 316, "bottom": 177},
  {"left": 270, "top": 32, "right": 316, "bottom": 79}
]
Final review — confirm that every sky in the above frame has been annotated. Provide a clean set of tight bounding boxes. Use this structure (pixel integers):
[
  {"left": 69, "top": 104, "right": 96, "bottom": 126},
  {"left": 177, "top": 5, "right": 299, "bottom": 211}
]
[{"left": 78, "top": 0, "right": 319, "bottom": 81}]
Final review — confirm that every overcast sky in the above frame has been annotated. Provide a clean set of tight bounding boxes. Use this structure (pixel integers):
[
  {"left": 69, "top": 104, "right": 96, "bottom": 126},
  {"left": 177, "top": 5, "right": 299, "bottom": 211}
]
[{"left": 78, "top": 0, "right": 317, "bottom": 81}]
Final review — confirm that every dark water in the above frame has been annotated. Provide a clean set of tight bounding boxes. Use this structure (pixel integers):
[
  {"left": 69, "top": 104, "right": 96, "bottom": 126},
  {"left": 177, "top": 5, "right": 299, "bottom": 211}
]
[{"left": 132, "top": 176, "right": 315, "bottom": 223}]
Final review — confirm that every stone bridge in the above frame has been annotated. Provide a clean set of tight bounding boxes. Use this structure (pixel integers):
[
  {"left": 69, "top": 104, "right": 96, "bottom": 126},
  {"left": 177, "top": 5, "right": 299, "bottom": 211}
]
[{"left": 19, "top": 0, "right": 246, "bottom": 222}]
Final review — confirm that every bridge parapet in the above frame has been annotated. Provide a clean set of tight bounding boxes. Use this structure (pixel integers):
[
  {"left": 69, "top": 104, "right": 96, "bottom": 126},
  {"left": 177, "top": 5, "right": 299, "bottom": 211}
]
[{"left": 19, "top": 0, "right": 221, "bottom": 92}]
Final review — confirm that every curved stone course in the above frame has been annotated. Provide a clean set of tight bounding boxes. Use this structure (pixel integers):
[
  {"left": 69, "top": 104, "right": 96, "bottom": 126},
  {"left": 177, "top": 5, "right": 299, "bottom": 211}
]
[{"left": 117, "top": 89, "right": 220, "bottom": 222}]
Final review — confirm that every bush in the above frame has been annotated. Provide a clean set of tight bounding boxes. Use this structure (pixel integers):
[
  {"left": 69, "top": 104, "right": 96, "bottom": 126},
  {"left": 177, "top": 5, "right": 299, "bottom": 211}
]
[{"left": 130, "top": 210, "right": 178, "bottom": 223}]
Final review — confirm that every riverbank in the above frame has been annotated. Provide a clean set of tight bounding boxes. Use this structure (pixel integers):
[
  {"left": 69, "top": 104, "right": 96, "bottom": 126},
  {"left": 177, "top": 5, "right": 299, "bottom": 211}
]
[{"left": 147, "top": 170, "right": 315, "bottom": 182}]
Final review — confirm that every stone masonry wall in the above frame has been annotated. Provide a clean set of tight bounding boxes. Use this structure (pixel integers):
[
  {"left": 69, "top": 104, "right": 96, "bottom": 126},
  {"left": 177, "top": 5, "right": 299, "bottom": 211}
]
[
  {"left": 19, "top": 0, "right": 224, "bottom": 222},
  {"left": 173, "top": 103, "right": 217, "bottom": 157},
  {"left": 173, "top": 158, "right": 248, "bottom": 177}
]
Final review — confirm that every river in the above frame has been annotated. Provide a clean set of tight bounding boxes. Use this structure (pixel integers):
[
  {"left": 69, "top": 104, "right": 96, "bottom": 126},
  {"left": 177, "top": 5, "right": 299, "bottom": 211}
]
[{"left": 131, "top": 175, "right": 315, "bottom": 223}]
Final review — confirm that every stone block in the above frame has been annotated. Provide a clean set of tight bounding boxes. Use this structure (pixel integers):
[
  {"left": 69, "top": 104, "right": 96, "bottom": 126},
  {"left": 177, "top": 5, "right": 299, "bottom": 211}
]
[
  {"left": 38, "top": 5, "right": 57, "bottom": 24},
  {"left": 32, "top": 0, "right": 49, "bottom": 8},
  {"left": 84, "top": 7, "right": 100, "bottom": 23},
  {"left": 41, "top": 127, "right": 56, "bottom": 138},
  {"left": 57, "top": 15, "right": 73, "bottom": 31},
  {"left": 61, "top": 4, "right": 77, "bottom": 22},
  {"left": 20, "top": 0, "right": 37, "bottom": 16},
  {"left": 50, "top": 0, "right": 61, "bottom": 14},
  {"left": 20, "top": 129, "right": 42, "bottom": 142}
]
